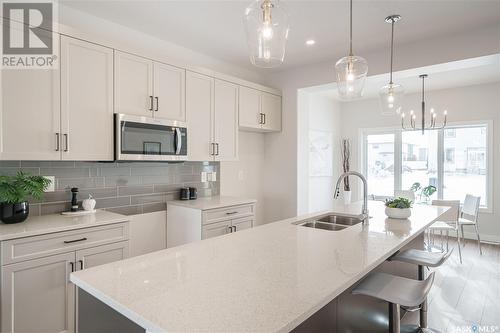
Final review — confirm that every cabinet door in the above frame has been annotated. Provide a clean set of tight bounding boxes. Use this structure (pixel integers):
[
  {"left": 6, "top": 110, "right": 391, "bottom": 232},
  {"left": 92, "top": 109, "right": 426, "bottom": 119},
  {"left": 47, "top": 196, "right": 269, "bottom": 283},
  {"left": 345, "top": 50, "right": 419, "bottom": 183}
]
[
  {"left": 114, "top": 51, "right": 153, "bottom": 116},
  {"left": 1, "top": 252, "right": 75, "bottom": 333},
  {"left": 75, "top": 241, "right": 129, "bottom": 270},
  {"left": 232, "top": 216, "right": 253, "bottom": 232},
  {"left": 261, "top": 93, "right": 282, "bottom": 132},
  {"left": 0, "top": 33, "right": 60, "bottom": 160},
  {"left": 186, "top": 71, "right": 214, "bottom": 161},
  {"left": 153, "top": 62, "right": 186, "bottom": 121},
  {"left": 60, "top": 36, "right": 114, "bottom": 161},
  {"left": 214, "top": 79, "right": 238, "bottom": 161},
  {"left": 202, "top": 220, "right": 231, "bottom": 240},
  {"left": 238, "top": 86, "right": 262, "bottom": 130}
]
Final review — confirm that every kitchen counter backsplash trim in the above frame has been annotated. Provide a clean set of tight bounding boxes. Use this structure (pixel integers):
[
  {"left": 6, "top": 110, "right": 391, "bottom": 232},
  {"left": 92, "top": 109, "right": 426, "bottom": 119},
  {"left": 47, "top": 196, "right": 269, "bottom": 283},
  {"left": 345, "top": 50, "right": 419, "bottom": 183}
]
[{"left": 0, "top": 161, "right": 219, "bottom": 216}]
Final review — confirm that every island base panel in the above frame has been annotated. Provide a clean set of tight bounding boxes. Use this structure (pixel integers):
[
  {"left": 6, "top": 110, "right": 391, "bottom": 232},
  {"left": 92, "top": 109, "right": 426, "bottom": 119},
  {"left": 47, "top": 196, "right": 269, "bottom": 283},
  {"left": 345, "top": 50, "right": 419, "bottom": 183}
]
[
  {"left": 293, "top": 234, "right": 424, "bottom": 333},
  {"left": 78, "top": 289, "right": 145, "bottom": 333}
]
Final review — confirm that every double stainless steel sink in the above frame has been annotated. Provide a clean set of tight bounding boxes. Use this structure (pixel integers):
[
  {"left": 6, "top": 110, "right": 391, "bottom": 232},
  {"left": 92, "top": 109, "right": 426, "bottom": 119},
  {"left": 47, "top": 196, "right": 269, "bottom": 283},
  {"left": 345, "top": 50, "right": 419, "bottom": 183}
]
[{"left": 295, "top": 214, "right": 364, "bottom": 231}]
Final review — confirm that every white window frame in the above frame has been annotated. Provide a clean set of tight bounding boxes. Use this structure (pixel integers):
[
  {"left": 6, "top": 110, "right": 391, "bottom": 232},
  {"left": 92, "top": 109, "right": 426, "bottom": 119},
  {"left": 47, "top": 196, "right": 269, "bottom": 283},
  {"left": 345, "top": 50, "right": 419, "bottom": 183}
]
[{"left": 361, "top": 120, "right": 493, "bottom": 212}]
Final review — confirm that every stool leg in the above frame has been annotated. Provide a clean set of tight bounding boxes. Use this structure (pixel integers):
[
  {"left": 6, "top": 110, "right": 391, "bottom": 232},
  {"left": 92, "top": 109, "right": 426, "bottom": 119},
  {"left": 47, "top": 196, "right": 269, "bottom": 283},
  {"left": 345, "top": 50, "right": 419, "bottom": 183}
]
[
  {"left": 388, "top": 302, "right": 401, "bottom": 333},
  {"left": 418, "top": 265, "right": 428, "bottom": 329}
]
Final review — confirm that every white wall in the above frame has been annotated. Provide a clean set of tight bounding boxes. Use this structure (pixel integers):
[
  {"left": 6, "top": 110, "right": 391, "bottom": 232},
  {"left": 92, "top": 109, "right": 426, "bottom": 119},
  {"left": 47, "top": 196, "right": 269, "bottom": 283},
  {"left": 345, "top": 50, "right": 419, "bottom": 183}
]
[
  {"left": 220, "top": 132, "right": 266, "bottom": 225},
  {"left": 297, "top": 92, "right": 342, "bottom": 214},
  {"left": 340, "top": 83, "right": 500, "bottom": 242},
  {"left": 262, "top": 25, "right": 500, "bottom": 223}
]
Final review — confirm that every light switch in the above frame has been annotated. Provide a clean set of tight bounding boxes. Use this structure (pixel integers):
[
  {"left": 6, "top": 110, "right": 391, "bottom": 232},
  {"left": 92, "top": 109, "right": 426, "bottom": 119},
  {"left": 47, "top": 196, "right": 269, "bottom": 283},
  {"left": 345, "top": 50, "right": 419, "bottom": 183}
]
[
  {"left": 211, "top": 172, "right": 217, "bottom": 182},
  {"left": 43, "top": 176, "right": 55, "bottom": 192}
]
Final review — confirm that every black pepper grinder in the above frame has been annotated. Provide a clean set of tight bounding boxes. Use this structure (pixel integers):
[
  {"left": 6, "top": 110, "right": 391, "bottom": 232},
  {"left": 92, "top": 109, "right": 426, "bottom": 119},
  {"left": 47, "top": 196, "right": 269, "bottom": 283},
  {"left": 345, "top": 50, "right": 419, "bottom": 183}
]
[{"left": 71, "top": 187, "right": 79, "bottom": 212}]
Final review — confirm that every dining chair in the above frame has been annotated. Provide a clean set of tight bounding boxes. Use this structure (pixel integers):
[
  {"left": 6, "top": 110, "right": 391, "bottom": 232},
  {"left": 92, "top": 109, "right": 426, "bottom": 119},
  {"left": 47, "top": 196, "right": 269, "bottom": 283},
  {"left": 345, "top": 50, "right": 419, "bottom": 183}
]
[
  {"left": 394, "top": 190, "right": 416, "bottom": 202},
  {"left": 429, "top": 200, "right": 462, "bottom": 263},
  {"left": 459, "top": 194, "right": 482, "bottom": 255}
]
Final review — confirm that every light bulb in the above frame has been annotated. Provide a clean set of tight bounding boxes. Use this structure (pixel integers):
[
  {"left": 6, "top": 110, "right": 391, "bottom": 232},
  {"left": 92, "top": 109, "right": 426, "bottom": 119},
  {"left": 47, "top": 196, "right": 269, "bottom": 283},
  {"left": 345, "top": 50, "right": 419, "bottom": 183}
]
[
  {"left": 444, "top": 110, "right": 448, "bottom": 116},
  {"left": 410, "top": 110, "right": 414, "bottom": 115},
  {"left": 346, "top": 71, "right": 355, "bottom": 81},
  {"left": 401, "top": 113, "right": 405, "bottom": 118},
  {"left": 388, "top": 104, "right": 394, "bottom": 109},
  {"left": 261, "top": 22, "right": 274, "bottom": 40},
  {"left": 387, "top": 93, "right": 395, "bottom": 103}
]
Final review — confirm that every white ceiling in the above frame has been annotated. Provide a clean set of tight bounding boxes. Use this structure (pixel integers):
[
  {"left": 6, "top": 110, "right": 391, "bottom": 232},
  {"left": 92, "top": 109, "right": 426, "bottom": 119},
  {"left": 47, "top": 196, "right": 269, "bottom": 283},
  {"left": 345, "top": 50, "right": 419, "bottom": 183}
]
[
  {"left": 61, "top": 0, "right": 500, "bottom": 72},
  {"left": 305, "top": 54, "right": 500, "bottom": 100}
]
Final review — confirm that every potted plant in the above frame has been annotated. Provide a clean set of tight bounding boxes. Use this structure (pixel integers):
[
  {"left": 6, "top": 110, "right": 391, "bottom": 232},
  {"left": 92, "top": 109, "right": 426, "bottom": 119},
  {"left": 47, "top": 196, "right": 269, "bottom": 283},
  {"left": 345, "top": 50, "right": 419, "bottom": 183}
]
[
  {"left": 385, "top": 197, "right": 413, "bottom": 219},
  {"left": 341, "top": 139, "right": 351, "bottom": 205},
  {"left": 410, "top": 182, "right": 437, "bottom": 203},
  {"left": 0, "top": 171, "right": 51, "bottom": 224}
]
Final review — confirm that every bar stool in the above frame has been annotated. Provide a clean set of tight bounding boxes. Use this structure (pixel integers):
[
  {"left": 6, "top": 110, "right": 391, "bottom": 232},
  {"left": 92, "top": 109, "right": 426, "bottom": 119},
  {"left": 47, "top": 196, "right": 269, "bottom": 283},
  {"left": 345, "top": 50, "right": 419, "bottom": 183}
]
[
  {"left": 352, "top": 272, "right": 438, "bottom": 333},
  {"left": 389, "top": 248, "right": 452, "bottom": 332}
]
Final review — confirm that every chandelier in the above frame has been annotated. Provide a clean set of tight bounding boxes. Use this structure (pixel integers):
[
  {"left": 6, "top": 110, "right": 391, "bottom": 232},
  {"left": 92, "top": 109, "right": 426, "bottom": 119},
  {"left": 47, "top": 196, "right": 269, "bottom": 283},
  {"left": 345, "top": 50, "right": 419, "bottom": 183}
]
[{"left": 401, "top": 74, "right": 447, "bottom": 134}]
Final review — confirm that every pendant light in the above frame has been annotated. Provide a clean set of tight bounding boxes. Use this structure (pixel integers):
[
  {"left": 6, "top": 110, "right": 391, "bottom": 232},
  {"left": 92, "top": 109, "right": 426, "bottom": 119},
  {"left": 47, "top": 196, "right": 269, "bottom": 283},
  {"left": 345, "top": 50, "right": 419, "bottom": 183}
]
[
  {"left": 244, "top": 0, "right": 289, "bottom": 68},
  {"left": 401, "top": 74, "right": 448, "bottom": 134},
  {"left": 335, "top": 0, "right": 368, "bottom": 99},
  {"left": 379, "top": 15, "right": 404, "bottom": 115}
]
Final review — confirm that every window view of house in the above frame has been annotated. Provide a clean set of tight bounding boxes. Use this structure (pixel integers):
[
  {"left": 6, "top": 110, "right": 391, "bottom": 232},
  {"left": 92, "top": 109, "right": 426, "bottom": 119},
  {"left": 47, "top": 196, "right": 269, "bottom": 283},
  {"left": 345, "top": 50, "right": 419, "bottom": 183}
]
[{"left": 364, "top": 125, "right": 489, "bottom": 207}]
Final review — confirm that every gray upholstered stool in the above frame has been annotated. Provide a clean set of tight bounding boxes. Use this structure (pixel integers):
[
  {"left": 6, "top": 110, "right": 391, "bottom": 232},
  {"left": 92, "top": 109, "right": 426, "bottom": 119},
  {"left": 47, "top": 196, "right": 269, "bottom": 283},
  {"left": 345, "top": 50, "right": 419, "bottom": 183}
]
[
  {"left": 352, "top": 272, "right": 437, "bottom": 333},
  {"left": 390, "top": 249, "right": 452, "bottom": 332}
]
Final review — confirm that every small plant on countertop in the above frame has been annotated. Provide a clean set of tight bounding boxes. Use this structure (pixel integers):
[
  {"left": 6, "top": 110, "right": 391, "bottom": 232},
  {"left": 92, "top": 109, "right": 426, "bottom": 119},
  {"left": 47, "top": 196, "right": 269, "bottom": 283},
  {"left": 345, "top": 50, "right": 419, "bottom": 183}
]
[
  {"left": 385, "top": 197, "right": 413, "bottom": 209},
  {"left": 0, "top": 171, "right": 51, "bottom": 204}
]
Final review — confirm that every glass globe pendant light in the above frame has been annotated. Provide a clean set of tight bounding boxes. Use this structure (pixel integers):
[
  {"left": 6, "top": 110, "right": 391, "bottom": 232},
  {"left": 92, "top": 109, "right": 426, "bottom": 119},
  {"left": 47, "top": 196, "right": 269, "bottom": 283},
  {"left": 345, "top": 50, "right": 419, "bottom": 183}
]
[
  {"left": 244, "top": 0, "right": 289, "bottom": 68},
  {"left": 335, "top": 0, "right": 368, "bottom": 99},
  {"left": 379, "top": 15, "right": 404, "bottom": 115}
]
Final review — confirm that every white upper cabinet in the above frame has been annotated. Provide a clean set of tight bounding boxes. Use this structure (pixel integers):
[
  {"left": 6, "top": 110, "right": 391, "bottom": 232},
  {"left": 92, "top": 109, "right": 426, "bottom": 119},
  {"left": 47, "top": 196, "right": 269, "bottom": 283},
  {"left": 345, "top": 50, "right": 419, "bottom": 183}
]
[
  {"left": 153, "top": 62, "right": 186, "bottom": 122},
  {"left": 238, "top": 86, "right": 261, "bottom": 129},
  {"left": 261, "top": 92, "right": 282, "bottom": 132},
  {"left": 114, "top": 51, "right": 154, "bottom": 117},
  {"left": 115, "top": 51, "right": 186, "bottom": 122},
  {"left": 238, "top": 86, "right": 282, "bottom": 132},
  {"left": 0, "top": 37, "right": 61, "bottom": 160},
  {"left": 214, "top": 79, "right": 238, "bottom": 161},
  {"left": 186, "top": 71, "right": 214, "bottom": 161},
  {"left": 60, "top": 36, "right": 114, "bottom": 161},
  {"left": 186, "top": 72, "right": 239, "bottom": 162}
]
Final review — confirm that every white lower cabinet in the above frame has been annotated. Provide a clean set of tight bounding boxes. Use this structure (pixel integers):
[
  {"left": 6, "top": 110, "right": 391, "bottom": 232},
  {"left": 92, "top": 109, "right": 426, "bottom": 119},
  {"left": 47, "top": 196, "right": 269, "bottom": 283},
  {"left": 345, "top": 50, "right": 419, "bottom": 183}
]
[
  {"left": 0, "top": 224, "right": 129, "bottom": 333},
  {"left": 1, "top": 252, "right": 75, "bottom": 333},
  {"left": 167, "top": 202, "right": 256, "bottom": 247}
]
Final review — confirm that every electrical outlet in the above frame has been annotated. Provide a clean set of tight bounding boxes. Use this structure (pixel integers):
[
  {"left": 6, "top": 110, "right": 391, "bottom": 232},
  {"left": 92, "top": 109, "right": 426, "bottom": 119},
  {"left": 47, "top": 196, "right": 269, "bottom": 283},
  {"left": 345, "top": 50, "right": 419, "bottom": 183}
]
[
  {"left": 43, "top": 176, "right": 55, "bottom": 192},
  {"left": 201, "top": 172, "right": 207, "bottom": 182},
  {"left": 206, "top": 172, "right": 212, "bottom": 182}
]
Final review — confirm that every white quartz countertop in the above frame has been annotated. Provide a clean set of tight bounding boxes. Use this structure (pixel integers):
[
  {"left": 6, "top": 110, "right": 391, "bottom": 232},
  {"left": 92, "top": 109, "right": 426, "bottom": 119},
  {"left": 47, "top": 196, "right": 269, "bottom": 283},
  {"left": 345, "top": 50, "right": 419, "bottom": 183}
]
[
  {"left": 167, "top": 195, "right": 256, "bottom": 210},
  {"left": 70, "top": 201, "right": 448, "bottom": 333},
  {"left": 0, "top": 210, "right": 129, "bottom": 241}
]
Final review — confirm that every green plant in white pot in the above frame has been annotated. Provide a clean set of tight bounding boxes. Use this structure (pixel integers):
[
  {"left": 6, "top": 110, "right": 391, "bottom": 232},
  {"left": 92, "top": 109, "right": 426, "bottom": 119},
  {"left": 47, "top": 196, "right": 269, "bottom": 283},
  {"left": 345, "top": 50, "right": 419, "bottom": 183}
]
[{"left": 385, "top": 197, "right": 413, "bottom": 219}]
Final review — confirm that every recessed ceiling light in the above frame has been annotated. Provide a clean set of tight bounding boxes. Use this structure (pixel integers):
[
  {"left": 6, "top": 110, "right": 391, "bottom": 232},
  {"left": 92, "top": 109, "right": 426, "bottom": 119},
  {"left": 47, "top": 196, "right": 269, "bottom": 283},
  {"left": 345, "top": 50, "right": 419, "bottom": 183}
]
[{"left": 306, "top": 39, "right": 316, "bottom": 46}]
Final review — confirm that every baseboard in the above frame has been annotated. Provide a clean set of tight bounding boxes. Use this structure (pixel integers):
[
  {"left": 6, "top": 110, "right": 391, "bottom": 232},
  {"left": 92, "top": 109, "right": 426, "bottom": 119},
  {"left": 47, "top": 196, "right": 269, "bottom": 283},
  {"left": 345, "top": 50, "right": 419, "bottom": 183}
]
[{"left": 462, "top": 231, "right": 500, "bottom": 244}]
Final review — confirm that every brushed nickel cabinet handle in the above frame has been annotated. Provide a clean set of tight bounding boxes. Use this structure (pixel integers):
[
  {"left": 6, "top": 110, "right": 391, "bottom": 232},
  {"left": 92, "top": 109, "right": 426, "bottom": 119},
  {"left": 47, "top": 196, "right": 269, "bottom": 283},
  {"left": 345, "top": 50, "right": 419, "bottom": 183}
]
[
  {"left": 55, "top": 133, "right": 60, "bottom": 151},
  {"left": 63, "top": 134, "right": 69, "bottom": 152},
  {"left": 149, "top": 96, "right": 154, "bottom": 111},
  {"left": 226, "top": 211, "right": 238, "bottom": 215},
  {"left": 69, "top": 262, "right": 74, "bottom": 272},
  {"left": 78, "top": 260, "right": 84, "bottom": 270},
  {"left": 155, "top": 97, "right": 159, "bottom": 111}
]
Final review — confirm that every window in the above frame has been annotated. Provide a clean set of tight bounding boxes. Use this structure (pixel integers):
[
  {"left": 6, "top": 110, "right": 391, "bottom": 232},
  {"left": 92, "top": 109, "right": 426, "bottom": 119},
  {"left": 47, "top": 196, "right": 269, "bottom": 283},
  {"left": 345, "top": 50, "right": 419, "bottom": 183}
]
[
  {"left": 363, "top": 123, "right": 490, "bottom": 209},
  {"left": 365, "top": 133, "right": 394, "bottom": 197},
  {"left": 443, "top": 127, "right": 487, "bottom": 206}
]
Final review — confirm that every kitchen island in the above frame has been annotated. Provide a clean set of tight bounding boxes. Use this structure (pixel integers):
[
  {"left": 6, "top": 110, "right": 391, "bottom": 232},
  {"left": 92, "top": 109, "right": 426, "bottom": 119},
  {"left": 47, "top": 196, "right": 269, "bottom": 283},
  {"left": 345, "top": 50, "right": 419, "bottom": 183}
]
[{"left": 71, "top": 201, "right": 448, "bottom": 332}]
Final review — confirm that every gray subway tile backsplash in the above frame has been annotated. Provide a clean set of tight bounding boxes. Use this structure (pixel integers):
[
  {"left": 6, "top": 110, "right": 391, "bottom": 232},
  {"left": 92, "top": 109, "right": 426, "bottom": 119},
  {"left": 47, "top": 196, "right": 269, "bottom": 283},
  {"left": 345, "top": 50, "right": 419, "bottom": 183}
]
[{"left": 0, "top": 161, "right": 219, "bottom": 216}]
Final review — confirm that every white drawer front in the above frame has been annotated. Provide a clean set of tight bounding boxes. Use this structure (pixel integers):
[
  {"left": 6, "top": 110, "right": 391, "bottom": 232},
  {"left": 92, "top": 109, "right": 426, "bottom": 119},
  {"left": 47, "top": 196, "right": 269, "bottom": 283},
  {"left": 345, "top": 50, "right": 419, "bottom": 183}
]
[
  {"left": 1, "top": 223, "right": 129, "bottom": 265},
  {"left": 203, "top": 204, "right": 255, "bottom": 225}
]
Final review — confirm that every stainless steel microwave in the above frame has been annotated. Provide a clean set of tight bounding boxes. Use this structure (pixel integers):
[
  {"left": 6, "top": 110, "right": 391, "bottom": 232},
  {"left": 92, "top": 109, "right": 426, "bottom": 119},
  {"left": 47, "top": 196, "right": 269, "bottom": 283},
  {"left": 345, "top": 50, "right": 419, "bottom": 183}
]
[{"left": 115, "top": 114, "right": 187, "bottom": 161}]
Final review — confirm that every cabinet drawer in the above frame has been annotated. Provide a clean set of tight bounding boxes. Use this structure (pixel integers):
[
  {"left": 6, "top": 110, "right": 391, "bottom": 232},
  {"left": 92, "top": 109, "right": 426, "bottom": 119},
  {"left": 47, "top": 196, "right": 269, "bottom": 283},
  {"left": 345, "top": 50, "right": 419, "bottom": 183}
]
[
  {"left": 203, "top": 204, "right": 255, "bottom": 225},
  {"left": 1, "top": 223, "right": 129, "bottom": 265}
]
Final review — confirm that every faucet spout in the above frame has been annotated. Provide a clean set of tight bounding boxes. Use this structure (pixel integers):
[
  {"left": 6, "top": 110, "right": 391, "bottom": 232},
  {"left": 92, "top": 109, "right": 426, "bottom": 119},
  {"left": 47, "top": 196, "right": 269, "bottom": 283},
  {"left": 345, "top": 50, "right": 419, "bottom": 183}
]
[{"left": 334, "top": 171, "right": 369, "bottom": 222}]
